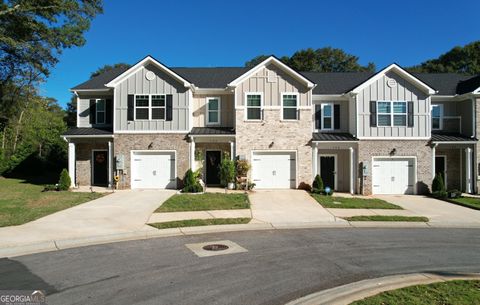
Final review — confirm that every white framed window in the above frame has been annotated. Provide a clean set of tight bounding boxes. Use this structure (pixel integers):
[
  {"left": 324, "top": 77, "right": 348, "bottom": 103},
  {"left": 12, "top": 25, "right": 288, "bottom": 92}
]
[
  {"left": 282, "top": 93, "right": 298, "bottom": 120},
  {"left": 134, "top": 94, "right": 166, "bottom": 120},
  {"left": 206, "top": 97, "right": 221, "bottom": 125},
  {"left": 245, "top": 92, "right": 262, "bottom": 120},
  {"left": 431, "top": 104, "right": 443, "bottom": 130},
  {"left": 321, "top": 103, "right": 334, "bottom": 130},
  {"left": 377, "top": 101, "right": 407, "bottom": 127},
  {"left": 95, "top": 99, "right": 106, "bottom": 124}
]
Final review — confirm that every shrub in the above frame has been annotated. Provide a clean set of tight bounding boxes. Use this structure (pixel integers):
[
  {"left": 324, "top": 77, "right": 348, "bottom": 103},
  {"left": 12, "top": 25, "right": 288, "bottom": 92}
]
[
  {"left": 58, "top": 169, "right": 71, "bottom": 191},
  {"left": 312, "top": 175, "right": 324, "bottom": 194},
  {"left": 182, "top": 169, "right": 203, "bottom": 193},
  {"left": 432, "top": 173, "right": 445, "bottom": 193},
  {"left": 42, "top": 184, "right": 58, "bottom": 192},
  {"left": 247, "top": 180, "right": 256, "bottom": 190},
  {"left": 432, "top": 190, "right": 448, "bottom": 199},
  {"left": 219, "top": 157, "right": 236, "bottom": 187},
  {"left": 447, "top": 189, "right": 462, "bottom": 198},
  {"left": 236, "top": 160, "right": 250, "bottom": 177}
]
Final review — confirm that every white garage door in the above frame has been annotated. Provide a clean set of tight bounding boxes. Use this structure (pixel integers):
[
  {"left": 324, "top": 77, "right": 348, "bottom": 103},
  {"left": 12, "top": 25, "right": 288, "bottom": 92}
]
[
  {"left": 131, "top": 151, "right": 176, "bottom": 189},
  {"left": 372, "top": 158, "right": 415, "bottom": 194},
  {"left": 252, "top": 152, "right": 296, "bottom": 189}
]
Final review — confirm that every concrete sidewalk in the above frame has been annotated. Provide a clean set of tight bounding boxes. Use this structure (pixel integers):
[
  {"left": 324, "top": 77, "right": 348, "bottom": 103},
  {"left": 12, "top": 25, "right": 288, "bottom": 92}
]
[{"left": 148, "top": 209, "right": 252, "bottom": 223}]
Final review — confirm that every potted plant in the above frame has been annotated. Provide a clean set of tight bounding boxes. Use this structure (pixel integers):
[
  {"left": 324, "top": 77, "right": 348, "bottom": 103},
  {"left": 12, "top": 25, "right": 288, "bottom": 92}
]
[{"left": 219, "top": 157, "right": 236, "bottom": 189}]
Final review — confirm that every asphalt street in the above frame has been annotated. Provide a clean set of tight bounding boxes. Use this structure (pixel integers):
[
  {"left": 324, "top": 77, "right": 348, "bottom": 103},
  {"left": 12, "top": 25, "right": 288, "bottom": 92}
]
[{"left": 2, "top": 228, "right": 480, "bottom": 305}]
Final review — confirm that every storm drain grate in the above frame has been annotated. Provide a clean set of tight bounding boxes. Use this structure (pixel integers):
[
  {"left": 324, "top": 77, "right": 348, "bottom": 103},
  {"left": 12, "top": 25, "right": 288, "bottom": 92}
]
[
  {"left": 186, "top": 240, "right": 248, "bottom": 257},
  {"left": 203, "top": 244, "right": 229, "bottom": 251}
]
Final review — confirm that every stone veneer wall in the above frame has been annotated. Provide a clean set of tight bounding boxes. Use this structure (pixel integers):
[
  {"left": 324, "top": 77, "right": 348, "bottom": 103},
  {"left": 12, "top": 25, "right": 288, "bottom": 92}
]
[
  {"left": 357, "top": 140, "right": 432, "bottom": 195},
  {"left": 114, "top": 134, "right": 189, "bottom": 189},
  {"left": 75, "top": 141, "right": 108, "bottom": 186},
  {"left": 235, "top": 108, "right": 313, "bottom": 188}
]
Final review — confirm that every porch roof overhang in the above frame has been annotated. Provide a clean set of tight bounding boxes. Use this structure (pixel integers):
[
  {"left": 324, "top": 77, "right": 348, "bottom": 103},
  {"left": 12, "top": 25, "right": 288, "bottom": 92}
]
[
  {"left": 430, "top": 132, "right": 477, "bottom": 144},
  {"left": 311, "top": 132, "right": 358, "bottom": 142},
  {"left": 189, "top": 127, "right": 235, "bottom": 136},
  {"left": 62, "top": 127, "right": 114, "bottom": 139}
]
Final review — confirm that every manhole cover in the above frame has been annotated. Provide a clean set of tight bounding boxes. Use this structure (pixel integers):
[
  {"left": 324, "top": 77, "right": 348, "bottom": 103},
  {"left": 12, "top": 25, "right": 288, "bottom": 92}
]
[{"left": 202, "top": 244, "right": 229, "bottom": 251}]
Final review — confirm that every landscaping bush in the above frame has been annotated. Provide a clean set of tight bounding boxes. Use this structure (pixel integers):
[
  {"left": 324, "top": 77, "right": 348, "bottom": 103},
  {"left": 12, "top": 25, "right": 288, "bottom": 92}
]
[
  {"left": 219, "top": 157, "right": 236, "bottom": 187},
  {"left": 182, "top": 169, "right": 203, "bottom": 193},
  {"left": 247, "top": 180, "right": 255, "bottom": 190},
  {"left": 432, "top": 173, "right": 446, "bottom": 193},
  {"left": 58, "top": 168, "right": 71, "bottom": 191},
  {"left": 312, "top": 175, "right": 324, "bottom": 194},
  {"left": 448, "top": 189, "right": 462, "bottom": 198},
  {"left": 42, "top": 184, "right": 58, "bottom": 192},
  {"left": 236, "top": 160, "right": 250, "bottom": 177},
  {"left": 432, "top": 190, "right": 448, "bottom": 199}
]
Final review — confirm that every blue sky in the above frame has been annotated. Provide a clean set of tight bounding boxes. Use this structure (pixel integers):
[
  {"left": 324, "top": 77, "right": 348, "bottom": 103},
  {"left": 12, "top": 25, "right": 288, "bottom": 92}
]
[{"left": 40, "top": 0, "right": 480, "bottom": 107}]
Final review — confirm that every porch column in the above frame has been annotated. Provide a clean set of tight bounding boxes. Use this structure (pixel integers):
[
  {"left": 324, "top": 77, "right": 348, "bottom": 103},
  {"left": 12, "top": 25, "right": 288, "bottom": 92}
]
[
  {"left": 349, "top": 147, "right": 355, "bottom": 194},
  {"left": 432, "top": 143, "right": 437, "bottom": 179},
  {"left": 312, "top": 144, "right": 318, "bottom": 180},
  {"left": 230, "top": 141, "right": 235, "bottom": 160},
  {"left": 190, "top": 137, "right": 195, "bottom": 171},
  {"left": 108, "top": 141, "right": 113, "bottom": 188},
  {"left": 465, "top": 147, "right": 472, "bottom": 193},
  {"left": 68, "top": 142, "right": 76, "bottom": 187}
]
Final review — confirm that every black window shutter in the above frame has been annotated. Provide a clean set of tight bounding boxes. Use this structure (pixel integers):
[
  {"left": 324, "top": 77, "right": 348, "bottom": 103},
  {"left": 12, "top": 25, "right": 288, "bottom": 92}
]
[
  {"left": 166, "top": 94, "right": 173, "bottom": 121},
  {"left": 106, "top": 99, "right": 112, "bottom": 124},
  {"left": 407, "top": 101, "right": 414, "bottom": 127},
  {"left": 127, "top": 95, "right": 134, "bottom": 121},
  {"left": 315, "top": 104, "right": 321, "bottom": 130},
  {"left": 370, "top": 101, "right": 377, "bottom": 127},
  {"left": 334, "top": 104, "right": 340, "bottom": 130},
  {"left": 89, "top": 99, "right": 96, "bottom": 124}
]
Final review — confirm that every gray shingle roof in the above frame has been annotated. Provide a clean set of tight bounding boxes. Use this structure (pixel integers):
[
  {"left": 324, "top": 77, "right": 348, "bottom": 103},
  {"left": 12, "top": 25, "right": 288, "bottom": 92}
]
[
  {"left": 312, "top": 132, "right": 358, "bottom": 141},
  {"left": 63, "top": 127, "right": 113, "bottom": 136},
  {"left": 71, "top": 64, "right": 479, "bottom": 96},
  {"left": 431, "top": 132, "right": 476, "bottom": 142},
  {"left": 190, "top": 127, "right": 235, "bottom": 135}
]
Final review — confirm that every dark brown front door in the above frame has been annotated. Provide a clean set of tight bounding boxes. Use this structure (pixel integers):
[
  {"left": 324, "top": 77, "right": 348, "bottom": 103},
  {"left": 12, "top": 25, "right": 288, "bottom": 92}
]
[
  {"left": 93, "top": 150, "right": 108, "bottom": 186},
  {"left": 206, "top": 151, "right": 221, "bottom": 185}
]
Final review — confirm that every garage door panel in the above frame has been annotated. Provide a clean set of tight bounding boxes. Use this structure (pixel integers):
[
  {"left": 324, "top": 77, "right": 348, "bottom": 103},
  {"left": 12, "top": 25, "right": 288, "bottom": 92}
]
[
  {"left": 252, "top": 152, "right": 296, "bottom": 189},
  {"left": 131, "top": 151, "right": 176, "bottom": 189},
  {"left": 372, "top": 158, "right": 414, "bottom": 195}
]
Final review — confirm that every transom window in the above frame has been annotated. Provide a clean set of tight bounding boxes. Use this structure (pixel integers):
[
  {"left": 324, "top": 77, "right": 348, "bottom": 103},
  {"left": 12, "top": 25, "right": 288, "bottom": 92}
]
[
  {"left": 246, "top": 93, "right": 262, "bottom": 120},
  {"left": 431, "top": 104, "right": 443, "bottom": 130},
  {"left": 96, "top": 99, "right": 106, "bottom": 124},
  {"left": 206, "top": 97, "right": 221, "bottom": 125},
  {"left": 135, "top": 94, "right": 166, "bottom": 120},
  {"left": 321, "top": 103, "right": 333, "bottom": 130},
  {"left": 282, "top": 93, "right": 298, "bottom": 120},
  {"left": 377, "top": 101, "right": 407, "bottom": 127}
]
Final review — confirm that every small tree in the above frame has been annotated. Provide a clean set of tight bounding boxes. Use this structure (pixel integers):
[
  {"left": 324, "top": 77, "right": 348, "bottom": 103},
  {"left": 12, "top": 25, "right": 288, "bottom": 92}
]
[
  {"left": 58, "top": 169, "right": 71, "bottom": 191},
  {"left": 219, "top": 157, "right": 236, "bottom": 187},
  {"left": 182, "top": 169, "right": 202, "bottom": 193},
  {"left": 432, "top": 173, "right": 446, "bottom": 193},
  {"left": 312, "top": 175, "right": 324, "bottom": 194}
]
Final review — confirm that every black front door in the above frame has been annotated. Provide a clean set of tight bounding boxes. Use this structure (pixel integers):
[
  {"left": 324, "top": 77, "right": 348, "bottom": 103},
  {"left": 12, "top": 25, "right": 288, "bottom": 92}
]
[
  {"left": 206, "top": 151, "right": 221, "bottom": 185},
  {"left": 93, "top": 150, "right": 108, "bottom": 186},
  {"left": 435, "top": 156, "right": 446, "bottom": 184},
  {"left": 320, "top": 156, "right": 335, "bottom": 190}
]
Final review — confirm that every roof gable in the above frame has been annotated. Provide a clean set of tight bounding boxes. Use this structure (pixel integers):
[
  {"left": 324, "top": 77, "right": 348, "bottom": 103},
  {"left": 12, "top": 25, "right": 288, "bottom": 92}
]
[
  {"left": 350, "top": 63, "right": 436, "bottom": 95},
  {"left": 104, "top": 56, "right": 192, "bottom": 88},
  {"left": 227, "top": 56, "right": 315, "bottom": 89}
]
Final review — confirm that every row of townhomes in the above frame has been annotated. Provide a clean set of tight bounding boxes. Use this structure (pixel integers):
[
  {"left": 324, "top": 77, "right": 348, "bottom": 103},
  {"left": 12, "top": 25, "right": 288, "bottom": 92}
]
[{"left": 63, "top": 55, "right": 480, "bottom": 195}]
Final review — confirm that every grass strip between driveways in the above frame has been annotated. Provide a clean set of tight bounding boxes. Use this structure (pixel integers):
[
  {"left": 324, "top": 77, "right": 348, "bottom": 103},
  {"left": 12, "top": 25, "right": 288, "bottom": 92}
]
[
  {"left": 447, "top": 197, "right": 480, "bottom": 210},
  {"left": 350, "top": 280, "right": 480, "bottom": 305},
  {"left": 343, "top": 215, "right": 429, "bottom": 222},
  {"left": 0, "top": 177, "right": 104, "bottom": 227},
  {"left": 155, "top": 193, "right": 250, "bottom": 212},
  {"left": 149, "top": 218, "right": 251, "bottom": 229},
  {"left": 311, "top": 194, "right": 402, "bottom": 209}
]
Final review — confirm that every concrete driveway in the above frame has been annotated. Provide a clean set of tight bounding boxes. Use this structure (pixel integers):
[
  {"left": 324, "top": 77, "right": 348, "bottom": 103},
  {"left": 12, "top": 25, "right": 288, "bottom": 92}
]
[
  {"left": 0, "top": 190, "right": 175, "bottom": 247},
  {"left": 249, "top": 190, "right": 339, "bottom": 225},
  {"left": 375, "top": 195, "right": 480, "bottom": 225}
]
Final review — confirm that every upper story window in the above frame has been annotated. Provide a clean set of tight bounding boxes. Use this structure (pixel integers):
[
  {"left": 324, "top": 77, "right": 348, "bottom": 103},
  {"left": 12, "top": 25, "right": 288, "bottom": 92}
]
[
  {"left": 377, "top": 101, "right": 407, "bottom": 127},
  {"left": 321, "top": 103, "right": 333, "bottom": 130},
  {"left": 134, "top": 94, "right": 166, "bottom": 120},
  {"left": 431, "top": 104, "right": 443, "bottom": 130},
  {"left": 206, "top": 97, "right": 221, "bottom": 125},
  {"left": 95, "top": 99, "right": 106, "bottom": 124},
  {"left": 282, "top": 93, "right": 298, "bottom": 120},
  {"left": 245, "top": 93, "right": 262, "bottom": 120}
]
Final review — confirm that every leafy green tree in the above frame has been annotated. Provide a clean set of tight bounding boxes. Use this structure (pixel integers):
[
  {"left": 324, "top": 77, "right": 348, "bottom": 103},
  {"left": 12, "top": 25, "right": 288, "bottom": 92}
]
[
  {"left": 408, "top": 41, "right": 480, "bottom": 74},
  {"left": 64, "top": 95, "right": 77, "bottom": 127},
  {"left": 58, "top": 168, "right": 71, "bottom": 190}
]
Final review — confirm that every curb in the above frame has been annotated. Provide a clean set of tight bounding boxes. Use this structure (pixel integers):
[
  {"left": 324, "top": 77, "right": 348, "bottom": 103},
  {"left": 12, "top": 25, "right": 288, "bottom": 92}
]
[
  {"left": 286, "top": 272, "right": 480, "bottom": 305},
  {"left": 1, "top": 221, "right": 480, "bottom": 258}
]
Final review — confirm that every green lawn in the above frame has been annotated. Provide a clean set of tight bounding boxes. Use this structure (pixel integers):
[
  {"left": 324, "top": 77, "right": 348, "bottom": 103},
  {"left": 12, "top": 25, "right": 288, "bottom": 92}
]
[
  {"left": 350, "top": 280, "right": 480, "bottom": 305},
  {"left": 311, "top": 194, "right": 402, "bottom": 209},
  {"left": 155, "top": 193, "right": 250, "bottom": 212},
  {"left": 343, "top": 215, "right": 429, "bottom": 222},
  {"left": 149, "top": 218, "right": 251, "bottom": 229},
  {"left": 449, "top": 197, "right": 480, "bottom": 210},
  {"left": 0, "top": 177, "right": 104, "bottom": 227}
]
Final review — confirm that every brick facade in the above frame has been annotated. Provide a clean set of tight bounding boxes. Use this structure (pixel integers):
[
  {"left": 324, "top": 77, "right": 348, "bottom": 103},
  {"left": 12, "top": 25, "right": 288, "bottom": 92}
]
[
  {"left": 436, "top": 148, "right": 461, "bottom": 191},
  {"left": 235, "top": 108, "right": 313, "bottom": 188},
  {"left": 357, "top": 140, "right": 433, "bottom": 195},
  {"left": 75, "top": 141, "right": 109, "bottom": 187},
  {"left": 113, "top": 134, "right": 189, "bottom": 189}
]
